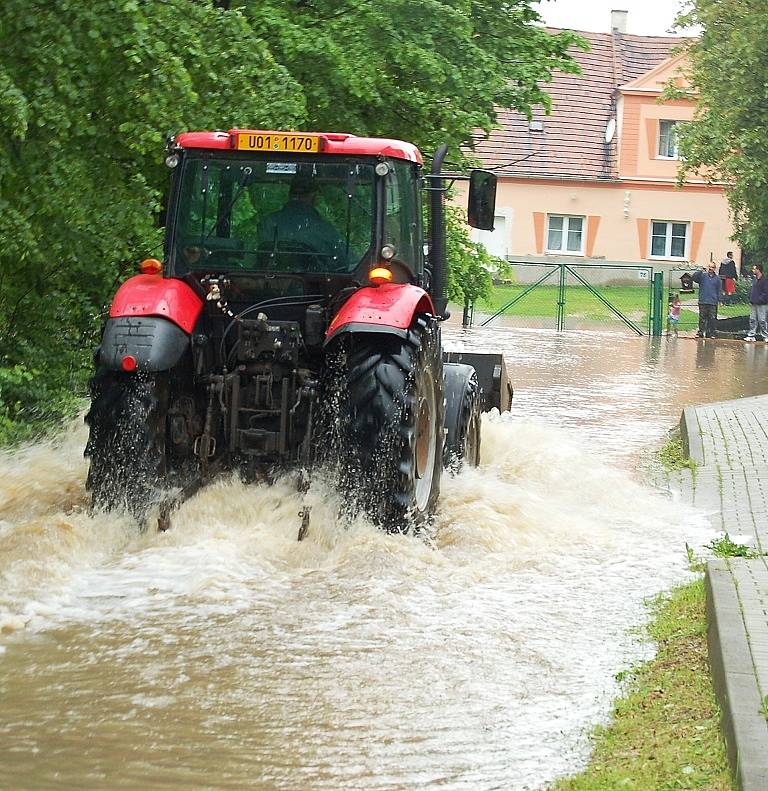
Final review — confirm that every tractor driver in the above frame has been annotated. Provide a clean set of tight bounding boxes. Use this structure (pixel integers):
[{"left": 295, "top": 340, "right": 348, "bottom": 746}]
[{"left": 257, "top": 174, "right": 352, "bottom": 270}]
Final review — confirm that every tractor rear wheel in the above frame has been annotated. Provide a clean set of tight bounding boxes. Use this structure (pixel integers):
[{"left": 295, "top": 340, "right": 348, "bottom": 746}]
[
  {"left": 345, "top": 317, "right": 444, "bottom": 531},
  {"left": 84, "top": 369, "right": 168, "bottom": 522}
]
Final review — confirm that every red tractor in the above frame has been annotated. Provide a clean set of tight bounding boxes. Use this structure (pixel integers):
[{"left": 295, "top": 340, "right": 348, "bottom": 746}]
[{"left": 85, "top": 129, "right": 511, "bottom": 533}]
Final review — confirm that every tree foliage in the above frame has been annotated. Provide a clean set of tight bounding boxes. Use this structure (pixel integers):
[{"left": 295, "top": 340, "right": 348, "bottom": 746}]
[
  {"left": 245, "top": 0, "right": 581, "bottom": 153},
  {"left": 675, "top": 0, "right": 768, "bottom": 254},
  {"left": 0, "top": 0, "right": 305, "bottom": 438},
  {"left": 0, "top": 0, "right": 581, "bottom": 437}
]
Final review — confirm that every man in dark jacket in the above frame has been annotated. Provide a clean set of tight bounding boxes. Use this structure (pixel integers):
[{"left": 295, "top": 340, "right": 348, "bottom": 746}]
[
  {"left": 258, "top": 175, "right": 352, "bottom": 271},
  {"left": 744, "top": 263, "right": 768, "bottom": 341},
  {"left": 692, "top": 262, "right": 722, "bottom": 338}
]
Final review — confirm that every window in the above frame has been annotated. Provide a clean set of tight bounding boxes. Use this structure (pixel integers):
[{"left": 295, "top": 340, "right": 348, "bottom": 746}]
[
  {"left": 383, "top": 161, "right": 421, "bottom": 272},
  {"left": 650, "top": 221, "right": 689, "bottom": 259},
  {"left": 547, "top": 215, "right": 584, "bottom": 254},
  {"left": 172, "top": 157, "right": 375, "bottom": 274},
  {"left": 658, "top": 120, "right": 680, "bottom": 159}
]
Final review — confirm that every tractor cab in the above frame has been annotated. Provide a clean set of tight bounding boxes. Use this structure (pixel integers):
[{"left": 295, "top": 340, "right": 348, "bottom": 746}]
[
  {"left": 165, "top": 130, "right": 496, "bottom": 312},
  {"left": 166, "top": 131, "right": 429, "bottom": 303}
]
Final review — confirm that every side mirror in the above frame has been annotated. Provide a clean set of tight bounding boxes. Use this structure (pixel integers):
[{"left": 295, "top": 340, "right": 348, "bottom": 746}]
[{"left": 467, "top": 170, "right": 497, "bottom": 231}]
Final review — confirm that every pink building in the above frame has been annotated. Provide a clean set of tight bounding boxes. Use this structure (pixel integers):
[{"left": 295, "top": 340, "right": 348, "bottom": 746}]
[{"left": 466, "top": 12, "right": 736, "bottom": 280}]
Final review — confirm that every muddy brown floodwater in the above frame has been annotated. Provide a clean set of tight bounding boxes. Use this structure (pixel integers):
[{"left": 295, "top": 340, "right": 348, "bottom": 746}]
[{"left": 1, "top": 328, "right": 766, "bottom": 790}]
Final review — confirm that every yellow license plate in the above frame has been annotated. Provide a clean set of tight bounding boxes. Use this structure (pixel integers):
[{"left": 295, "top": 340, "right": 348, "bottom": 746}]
[{"left": 236, "top": 132, "right": 320, "bottom": 153}]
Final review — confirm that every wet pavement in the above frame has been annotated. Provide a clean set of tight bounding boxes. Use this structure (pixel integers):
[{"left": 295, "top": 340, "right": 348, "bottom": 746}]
[{"left": 679, "top": 396, "right": 768, "bottom": 790}]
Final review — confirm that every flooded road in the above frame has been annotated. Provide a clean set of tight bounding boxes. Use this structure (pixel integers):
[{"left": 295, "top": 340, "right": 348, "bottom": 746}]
[
  {"left": 2, "top": 329, "right": 766, "bottom": 789},
  {"left": 451, "top": 327, "right": 768, "bottom": 466}
]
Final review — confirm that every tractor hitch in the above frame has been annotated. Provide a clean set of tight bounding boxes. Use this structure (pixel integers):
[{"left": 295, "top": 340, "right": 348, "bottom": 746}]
[
  {"left": 156, "top": 456, "right": 227, "bottom": 532},
  {"left": 297, "top": 505, "right": 311, "bottom": 541}
]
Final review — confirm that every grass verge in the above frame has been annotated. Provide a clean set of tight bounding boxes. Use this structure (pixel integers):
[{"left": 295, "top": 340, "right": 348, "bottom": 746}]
[
  {"left": 658, "top": 434, "right": 698, "bottom": 472},
  {"left": 550, "top": 579, "right": 732, "bottom": 791},
  {"left": 466, "top": 283, "right": 750, "bottom": 330},
  {"left": 477, "top": 284, "right": 651, "bottom": 318}
]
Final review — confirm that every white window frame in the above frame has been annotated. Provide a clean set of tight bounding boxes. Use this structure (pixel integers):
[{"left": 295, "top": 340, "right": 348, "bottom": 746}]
[
  {"left": 546, "top": 214, "right": 585, "bottom": 255},
  {"left": 657, "top": 120, "right": 680, "bottom": 160},
  {"left": 649, "top": 220, "right": 689, "bottom": 260}
]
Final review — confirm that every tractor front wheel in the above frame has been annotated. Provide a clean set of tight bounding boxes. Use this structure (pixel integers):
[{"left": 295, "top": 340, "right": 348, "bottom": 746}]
[
  {"left": 443, "top": 364, "right": 481, "bottom": 471},
  {"left": 345, "top": 317, "right": 444, "bottom": 531},
  {"left": 84, "top": 369, "right": 168, "bottom": 522}
]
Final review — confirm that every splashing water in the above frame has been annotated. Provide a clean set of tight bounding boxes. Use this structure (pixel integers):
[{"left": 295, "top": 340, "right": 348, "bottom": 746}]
[{"left": 0, "top": 402, "right": 714, "bottom": 789}]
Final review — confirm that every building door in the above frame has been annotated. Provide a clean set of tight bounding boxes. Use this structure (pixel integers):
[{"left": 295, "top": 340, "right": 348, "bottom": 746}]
[{"left": 473, "top": 213, "right": 508, "bottom": 258}]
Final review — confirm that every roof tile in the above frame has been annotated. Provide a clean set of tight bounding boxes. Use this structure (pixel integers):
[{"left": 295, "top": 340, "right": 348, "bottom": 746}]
[{"left": 473, "top": 30, "right": 689, "bottom": 179}]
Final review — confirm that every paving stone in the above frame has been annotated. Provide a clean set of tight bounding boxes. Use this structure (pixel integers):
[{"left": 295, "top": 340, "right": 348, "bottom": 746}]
[{"left": 682, "top": 397, "right": 768, "bottom": 790}]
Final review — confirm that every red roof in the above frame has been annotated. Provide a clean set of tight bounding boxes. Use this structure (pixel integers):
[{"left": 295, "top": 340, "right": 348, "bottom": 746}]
[
  {"left": 472, "top": 30, "right": 689, "bottom": 180},
  {"left": 176, "top": 129, "right": 423, "bottom": 164}
]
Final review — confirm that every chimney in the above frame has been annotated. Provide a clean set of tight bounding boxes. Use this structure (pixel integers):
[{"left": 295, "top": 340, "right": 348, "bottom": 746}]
[{"left": 611, "top": 9, "right": 628, "bottom": 33}]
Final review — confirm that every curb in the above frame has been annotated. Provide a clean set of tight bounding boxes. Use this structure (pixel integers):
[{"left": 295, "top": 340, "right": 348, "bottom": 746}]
[
  {"left": 706, "top": 559, "right": 768, "bottom": 790},
  {"left": 680, "top": 405, "right": 705, "bottom": 465}
]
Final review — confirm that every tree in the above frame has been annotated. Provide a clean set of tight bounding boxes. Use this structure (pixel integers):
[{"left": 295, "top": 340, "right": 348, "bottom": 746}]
[
  {"left": 444, "top": 204, "right": 509, "bottom": 305},
  {"left": 0, "top": 0, "right": 581, "bottom": 437},
  {"left": 244, "top": 0, "right": 582, "bottom": 154},
  {"left": 0, "top": 0, "right": 304, "bottom": 438},
  {"left": 242, "top": 0, "right": 582, "bottom": 300},
  {"left": 674, "top": 0, "right": 768, "bottom": 255}
]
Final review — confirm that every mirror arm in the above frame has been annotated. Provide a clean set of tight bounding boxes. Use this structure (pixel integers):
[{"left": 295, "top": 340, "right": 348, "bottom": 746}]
[
  {"left": 423, "top": 179, "right": 457, "bottom": 193},
  {"left": 428, "top": 143, "right": 449, "bottom": 319}
]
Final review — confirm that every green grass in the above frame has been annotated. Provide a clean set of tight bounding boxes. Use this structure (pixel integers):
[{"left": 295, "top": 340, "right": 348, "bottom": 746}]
[
  {"left": 684, "top": 533, "right": 760, "bottom": 575},
  {"left": 706, "top": 533, "right": 760, "bottom": 559},
  {"left": 478, "top": 284, "right": 651, "bottom": 318},
  {"left": 658, "top": 436, "right": 698, "bottom": 471},
  {"left": 551, "top": 579, "right": 732, "bottom": 791},
  {"left": 469, "top": 284, "right": 750, "bottom": 328}
]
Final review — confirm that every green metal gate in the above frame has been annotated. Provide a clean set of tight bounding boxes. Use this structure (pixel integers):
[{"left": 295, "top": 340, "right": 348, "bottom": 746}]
[{"left": 475, "top": 262, "right": 662, "bottom": 335}]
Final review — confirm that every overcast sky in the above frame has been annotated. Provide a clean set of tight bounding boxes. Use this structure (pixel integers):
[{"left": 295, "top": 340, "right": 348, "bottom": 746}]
[{"left": 535, "top": 0, "right": 696, "bottom": 36}]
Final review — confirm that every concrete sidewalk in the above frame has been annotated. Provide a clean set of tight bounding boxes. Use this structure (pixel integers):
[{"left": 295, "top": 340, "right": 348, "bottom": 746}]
[{"left": 680, "top": 395, "right": 768, "bottom": 790}]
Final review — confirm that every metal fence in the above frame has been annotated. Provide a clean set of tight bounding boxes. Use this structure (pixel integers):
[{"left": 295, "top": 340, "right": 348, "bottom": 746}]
[{"left": 472, "top": 262, "right": 656, "bottom": 335}]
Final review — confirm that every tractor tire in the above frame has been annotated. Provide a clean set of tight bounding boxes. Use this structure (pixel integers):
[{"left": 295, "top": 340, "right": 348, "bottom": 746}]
[
  {"left": 84, "top": 368, "right": 168, "bottom": 522},
  {"left": 344, "top": 316, "right": 444, "bottom": 532},
  {"left": 443, "top": 364, "right": 481, "bottom": 472}
]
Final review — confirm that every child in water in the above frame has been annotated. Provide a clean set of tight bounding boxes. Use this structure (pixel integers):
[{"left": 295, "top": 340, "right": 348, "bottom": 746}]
[{"left": 667, "top": 292, "right": 681, "bottom": 337}]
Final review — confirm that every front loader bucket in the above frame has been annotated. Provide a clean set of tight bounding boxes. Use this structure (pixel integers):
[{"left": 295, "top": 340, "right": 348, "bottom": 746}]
[{"left": 442, "top": 351, "right": 512, "bottom": 412}]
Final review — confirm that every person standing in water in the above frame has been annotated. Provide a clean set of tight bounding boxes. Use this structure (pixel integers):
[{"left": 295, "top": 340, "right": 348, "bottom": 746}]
[
  {"left": 667, "top": 292, "right": 681, "bottom": 337},
  {"left": 744, "top": 263, "right": 768, "bottom": 341},
  {"left": 692, "top": 262, "right": 722, "bottom": 338}
]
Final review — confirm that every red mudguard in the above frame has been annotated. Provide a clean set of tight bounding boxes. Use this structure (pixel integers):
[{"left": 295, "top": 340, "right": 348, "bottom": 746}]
[
  {"left": 325, "top": 283, "right": 435, "bottom": 343},
  {"left": 109, "top": 274, "right": 203, "bottom": 334}
]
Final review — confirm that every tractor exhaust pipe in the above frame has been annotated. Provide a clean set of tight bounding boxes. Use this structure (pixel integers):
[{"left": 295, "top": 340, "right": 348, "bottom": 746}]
[{"left": 429, "top": 143, "right": 449, "bottom": 318}]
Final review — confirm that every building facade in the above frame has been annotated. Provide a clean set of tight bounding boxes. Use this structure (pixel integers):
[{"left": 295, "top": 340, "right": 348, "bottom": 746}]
[{"left": 466, "top": 12, "right": 737, "bottom": 281}]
